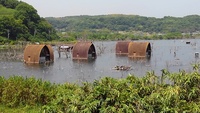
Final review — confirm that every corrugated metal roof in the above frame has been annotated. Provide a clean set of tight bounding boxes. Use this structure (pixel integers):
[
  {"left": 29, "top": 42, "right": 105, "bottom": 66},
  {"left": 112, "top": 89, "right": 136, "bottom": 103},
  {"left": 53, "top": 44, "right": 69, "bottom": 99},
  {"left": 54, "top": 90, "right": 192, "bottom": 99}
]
[
  {"left": 24, "top": 44, "right": 54, "bottom": 64},
  {"left": 116, "top": 41, "right": 131, "bottom": 55},
  {"left": 128, "top": 42, "right": 151, "bottom": 58},
  {"left": 47, "top": 45, "right": 54, "bottom": 62},
  {"left": 72, "top": 41, "right": 96, "bottom": 60}
]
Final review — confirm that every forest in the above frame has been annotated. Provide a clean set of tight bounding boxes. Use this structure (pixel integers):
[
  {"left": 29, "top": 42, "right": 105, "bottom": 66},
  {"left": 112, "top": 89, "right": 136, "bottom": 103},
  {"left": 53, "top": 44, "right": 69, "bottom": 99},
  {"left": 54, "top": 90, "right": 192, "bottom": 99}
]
[
  {"left": 1, "top": 0, "right": 200, "bottom": 43},
  {"left": 45, "top": 14, "right": 200, "bottom": 41},
  {"left": 46, "top": 14, "right": 200, "bottom": 34},
  {"left": 0, "top": 0, "right": 58, "bottom": 44}
]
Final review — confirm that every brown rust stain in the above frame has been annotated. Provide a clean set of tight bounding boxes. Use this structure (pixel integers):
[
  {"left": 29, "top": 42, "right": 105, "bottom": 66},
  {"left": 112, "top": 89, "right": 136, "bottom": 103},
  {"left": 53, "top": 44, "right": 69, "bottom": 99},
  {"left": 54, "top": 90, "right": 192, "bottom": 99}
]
[
  {"left": 128, "top": 42, "right": 151, "bottom": 58},
  {"left": 115, "top": 41, "right": 131, "bottom": 55},
  {"left": 46, "top": 45, "right": 54, "bottom": 62},
  {"left": 72, "top": 41, "right": 96, "bottom": 60},
  {"left": 24, "top": 44, "right": 54, "bottom": 64}
]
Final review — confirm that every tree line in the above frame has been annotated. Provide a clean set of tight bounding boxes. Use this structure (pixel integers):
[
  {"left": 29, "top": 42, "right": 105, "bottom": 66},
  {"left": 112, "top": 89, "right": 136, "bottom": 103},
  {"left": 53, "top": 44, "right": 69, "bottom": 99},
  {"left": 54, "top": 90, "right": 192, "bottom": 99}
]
[
  {"left": 46, "top": 14, "right": 200, "bottom": 34},
  {"left": 46, "top": 14, "right": 200, "bottom": 41},
  {"left": 1, "top": 0, "right": 200, "bottom": 43},
  {"left": 0, "top": 0, "right": 59, "bottom": 44}
]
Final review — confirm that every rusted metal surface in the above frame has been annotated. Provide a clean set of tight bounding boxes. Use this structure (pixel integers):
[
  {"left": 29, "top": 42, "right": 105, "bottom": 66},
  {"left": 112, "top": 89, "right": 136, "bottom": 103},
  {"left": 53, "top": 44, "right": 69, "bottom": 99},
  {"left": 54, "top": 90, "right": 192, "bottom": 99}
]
[
  {"left": 115, "top": 41, "right": 131, "bottom": 55},
  {"left": 128, "top": 42, "right": 151, "bottom": 58},
  {"left": 24, "top": 44, "right": 54, "bottom": 64},
  {"left": 46, "top": 45, "right": 54, "bottom": 62},
  {"left": 72, "top": 41, "right": 96, "bottom": 60}
]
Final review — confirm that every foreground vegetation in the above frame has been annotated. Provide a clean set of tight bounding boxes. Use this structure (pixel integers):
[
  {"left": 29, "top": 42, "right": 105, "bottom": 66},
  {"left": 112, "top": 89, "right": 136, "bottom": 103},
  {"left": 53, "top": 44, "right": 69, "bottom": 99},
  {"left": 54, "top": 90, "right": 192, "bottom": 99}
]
[{"left": 1, "top": 67, "right": 200, "bottom": 112}]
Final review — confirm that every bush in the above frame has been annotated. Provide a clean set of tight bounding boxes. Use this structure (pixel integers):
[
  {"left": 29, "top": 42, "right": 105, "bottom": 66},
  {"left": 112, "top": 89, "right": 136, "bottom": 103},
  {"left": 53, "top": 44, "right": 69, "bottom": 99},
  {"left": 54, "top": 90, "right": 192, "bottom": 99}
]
[
  {"left": 1, "top": 69, "right": 200, "bottom": 112},
  {"left": 0, "top": 36, "right": 10, "bottom": 44}
]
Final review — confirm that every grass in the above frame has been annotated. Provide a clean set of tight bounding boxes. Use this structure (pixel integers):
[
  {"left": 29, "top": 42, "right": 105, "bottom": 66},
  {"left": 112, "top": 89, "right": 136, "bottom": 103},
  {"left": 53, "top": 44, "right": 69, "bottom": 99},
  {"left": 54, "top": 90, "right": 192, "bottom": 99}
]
[
  {"left": 42, "top": 40, "right": 77, "bottom": 45},
  {"left": 0, "top": 105, "right": 42, "bottom": 113},
  {"left": 0, "top": 44, "right": 24, "bottom": 50}
]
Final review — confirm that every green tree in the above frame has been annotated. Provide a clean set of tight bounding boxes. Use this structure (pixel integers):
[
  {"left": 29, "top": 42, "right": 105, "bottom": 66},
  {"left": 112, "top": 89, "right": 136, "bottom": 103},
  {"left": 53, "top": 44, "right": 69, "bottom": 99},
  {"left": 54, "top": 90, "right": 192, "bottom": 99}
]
[
  {"left": 0, "top": 16, "right": 28, "bottom": 40},
  {"left": 0, "top": 0, "right": 19, "bottom": 8}
]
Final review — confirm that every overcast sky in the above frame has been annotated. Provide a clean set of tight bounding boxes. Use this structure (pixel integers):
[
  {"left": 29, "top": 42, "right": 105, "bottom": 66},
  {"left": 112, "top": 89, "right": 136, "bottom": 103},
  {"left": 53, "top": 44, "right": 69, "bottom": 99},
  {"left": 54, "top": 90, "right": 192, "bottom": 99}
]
[{"left": 20, "top": 0, "right": 200, "bottom": 18}]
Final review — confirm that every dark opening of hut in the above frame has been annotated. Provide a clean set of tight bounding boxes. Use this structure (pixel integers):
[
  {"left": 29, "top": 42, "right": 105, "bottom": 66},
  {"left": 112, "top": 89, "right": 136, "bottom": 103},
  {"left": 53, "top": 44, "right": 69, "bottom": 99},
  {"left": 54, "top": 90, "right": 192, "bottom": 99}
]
[
  {"left": 128, "top": 41, "right": 151, "bottom": 58},
  {"left": 72, "top": 42, "right": 97, "bottom": 60},
  {"left": 24, "top": 45, "right": 54, "bottom": 64},
  {"left": 115, "top": 41, "right": 131, "bottom": 55}
]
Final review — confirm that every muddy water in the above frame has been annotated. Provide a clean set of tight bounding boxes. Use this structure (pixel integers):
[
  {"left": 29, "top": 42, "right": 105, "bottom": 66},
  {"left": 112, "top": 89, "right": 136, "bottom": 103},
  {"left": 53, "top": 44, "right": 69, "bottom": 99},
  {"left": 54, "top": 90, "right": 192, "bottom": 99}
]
[{"left": 0, "top": 39, "right": 200, "bottom": 84}]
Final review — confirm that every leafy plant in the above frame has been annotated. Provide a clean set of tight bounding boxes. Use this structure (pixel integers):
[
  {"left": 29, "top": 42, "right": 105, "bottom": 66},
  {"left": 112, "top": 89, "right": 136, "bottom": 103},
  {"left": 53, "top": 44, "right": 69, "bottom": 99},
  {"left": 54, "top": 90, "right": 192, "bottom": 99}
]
[{"left": 1, "top": 68, "right": 200, "bottom": 112}]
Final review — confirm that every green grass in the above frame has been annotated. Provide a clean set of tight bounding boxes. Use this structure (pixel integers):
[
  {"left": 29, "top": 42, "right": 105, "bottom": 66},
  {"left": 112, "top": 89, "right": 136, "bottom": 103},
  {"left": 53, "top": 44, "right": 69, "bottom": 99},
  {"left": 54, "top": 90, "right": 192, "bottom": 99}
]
[{"left": 0, "top": 105, "right": 42, "bottom": 113}]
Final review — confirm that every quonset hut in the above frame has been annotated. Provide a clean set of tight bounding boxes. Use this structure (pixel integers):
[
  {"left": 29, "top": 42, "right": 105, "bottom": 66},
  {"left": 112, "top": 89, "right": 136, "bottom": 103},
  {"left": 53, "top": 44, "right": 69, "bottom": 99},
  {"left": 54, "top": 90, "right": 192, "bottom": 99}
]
[
  {"left": 115, "top": 41, "right": 131, "bottom": 55},
  {"left": 72, "top": 41, "right": 97, "bottom": 60},
  {"left": 24, "top": 44, "right": 54, "bottom": 64},
  {"left": 128, "top": 41, "right": 151, "bottom": 58}
]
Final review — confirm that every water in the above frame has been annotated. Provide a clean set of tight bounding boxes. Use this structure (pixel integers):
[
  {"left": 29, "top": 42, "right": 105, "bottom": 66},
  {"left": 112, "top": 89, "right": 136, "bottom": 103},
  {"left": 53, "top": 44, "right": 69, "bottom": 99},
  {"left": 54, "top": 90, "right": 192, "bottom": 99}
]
[{"left": 1, "top": 39, "right": 200, "bottom": 84}]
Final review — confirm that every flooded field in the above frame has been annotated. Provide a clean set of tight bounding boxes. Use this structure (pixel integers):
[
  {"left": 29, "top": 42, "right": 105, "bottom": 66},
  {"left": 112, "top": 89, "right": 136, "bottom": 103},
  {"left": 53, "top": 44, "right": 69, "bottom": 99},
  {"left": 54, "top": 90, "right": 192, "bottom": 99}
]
[{"left": 0, "top": 39, "right": 200, "bottom": 84}]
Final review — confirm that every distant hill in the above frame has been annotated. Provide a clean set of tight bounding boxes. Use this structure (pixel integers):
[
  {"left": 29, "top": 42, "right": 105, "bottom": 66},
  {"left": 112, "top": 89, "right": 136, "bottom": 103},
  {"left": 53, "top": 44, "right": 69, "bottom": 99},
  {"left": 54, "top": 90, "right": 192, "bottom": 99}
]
[
  {"left": 45, "top": 14, "right": 200, "bottom": 34},
  {"left": 0, "top": 0, "right": 58, "bottom": 42}
]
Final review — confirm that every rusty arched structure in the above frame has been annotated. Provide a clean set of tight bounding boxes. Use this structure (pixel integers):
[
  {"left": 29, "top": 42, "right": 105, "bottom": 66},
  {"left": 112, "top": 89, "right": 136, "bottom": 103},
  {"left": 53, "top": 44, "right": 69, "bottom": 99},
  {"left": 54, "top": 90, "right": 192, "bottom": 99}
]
[
  {"left": 115, "top": 41, "right": 131, "bottom": 55},
  {"left": 72, "top": 42, "right": 97, "bottom": 60},
  {"left": 24, "top": 44, "right": 54, "bottom": 64},
  {"left": 128, "top": 41, "right": 151, "bottom": 58}
]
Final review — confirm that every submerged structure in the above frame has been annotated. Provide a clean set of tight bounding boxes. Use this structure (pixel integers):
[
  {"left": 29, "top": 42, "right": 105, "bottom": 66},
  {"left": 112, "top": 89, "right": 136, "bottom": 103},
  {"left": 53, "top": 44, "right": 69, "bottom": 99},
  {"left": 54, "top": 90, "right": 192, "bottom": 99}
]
[
  {"left": 72, "top": 41, "right": 97, "bottom": 60},
  {"left": 115, "top": 41, "right": 131, "bottom": 55},
  {"left": 57, "top": 45, "right": 73, "bottom": 58},
  {"left": 24, "top": 44, "right": 54, "bottom": 64},
  {"left": 128, "top": 41, "right": 151, "bottom": 58}
]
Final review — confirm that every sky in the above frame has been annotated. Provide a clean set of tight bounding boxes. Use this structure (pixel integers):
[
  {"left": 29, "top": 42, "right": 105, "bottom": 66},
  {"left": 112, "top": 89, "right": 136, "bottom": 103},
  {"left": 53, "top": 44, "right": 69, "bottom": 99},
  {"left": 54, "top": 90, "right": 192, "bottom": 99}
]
[{"left": 20, "top": 0, "right": 200, "bottom": 18}]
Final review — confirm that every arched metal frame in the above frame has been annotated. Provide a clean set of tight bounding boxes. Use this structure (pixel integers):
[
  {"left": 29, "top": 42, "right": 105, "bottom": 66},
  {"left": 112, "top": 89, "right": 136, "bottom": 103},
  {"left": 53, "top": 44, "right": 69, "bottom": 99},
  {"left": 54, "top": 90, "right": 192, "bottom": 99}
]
[
  {"left": 24, "top": 44, "right": 54, "bottom": 64},
  {"left": 115, "top": 41, "right": 131, "bottom": 55},
  {"left": 128, "top": 42, "right": 151, "bottom": 58},
  {"left": 46, "top": 45, "right": 54, "bottom": 62},
  {"left": 72, "top": 42, "right": 97, "bottom": 60}
]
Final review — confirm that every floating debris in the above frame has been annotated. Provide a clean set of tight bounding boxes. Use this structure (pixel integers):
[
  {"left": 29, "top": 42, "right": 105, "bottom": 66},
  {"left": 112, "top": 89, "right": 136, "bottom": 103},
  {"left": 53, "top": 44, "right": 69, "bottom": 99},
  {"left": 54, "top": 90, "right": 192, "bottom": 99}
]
[
  {"left": 195, "top": 52, "right": 199, "bottom": 58},
  {"left": 186, "top": 41, "right": 191, "bottom": 44},
  {"left": 112, "top": 65, "right": 132, "bottom": 71}
]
